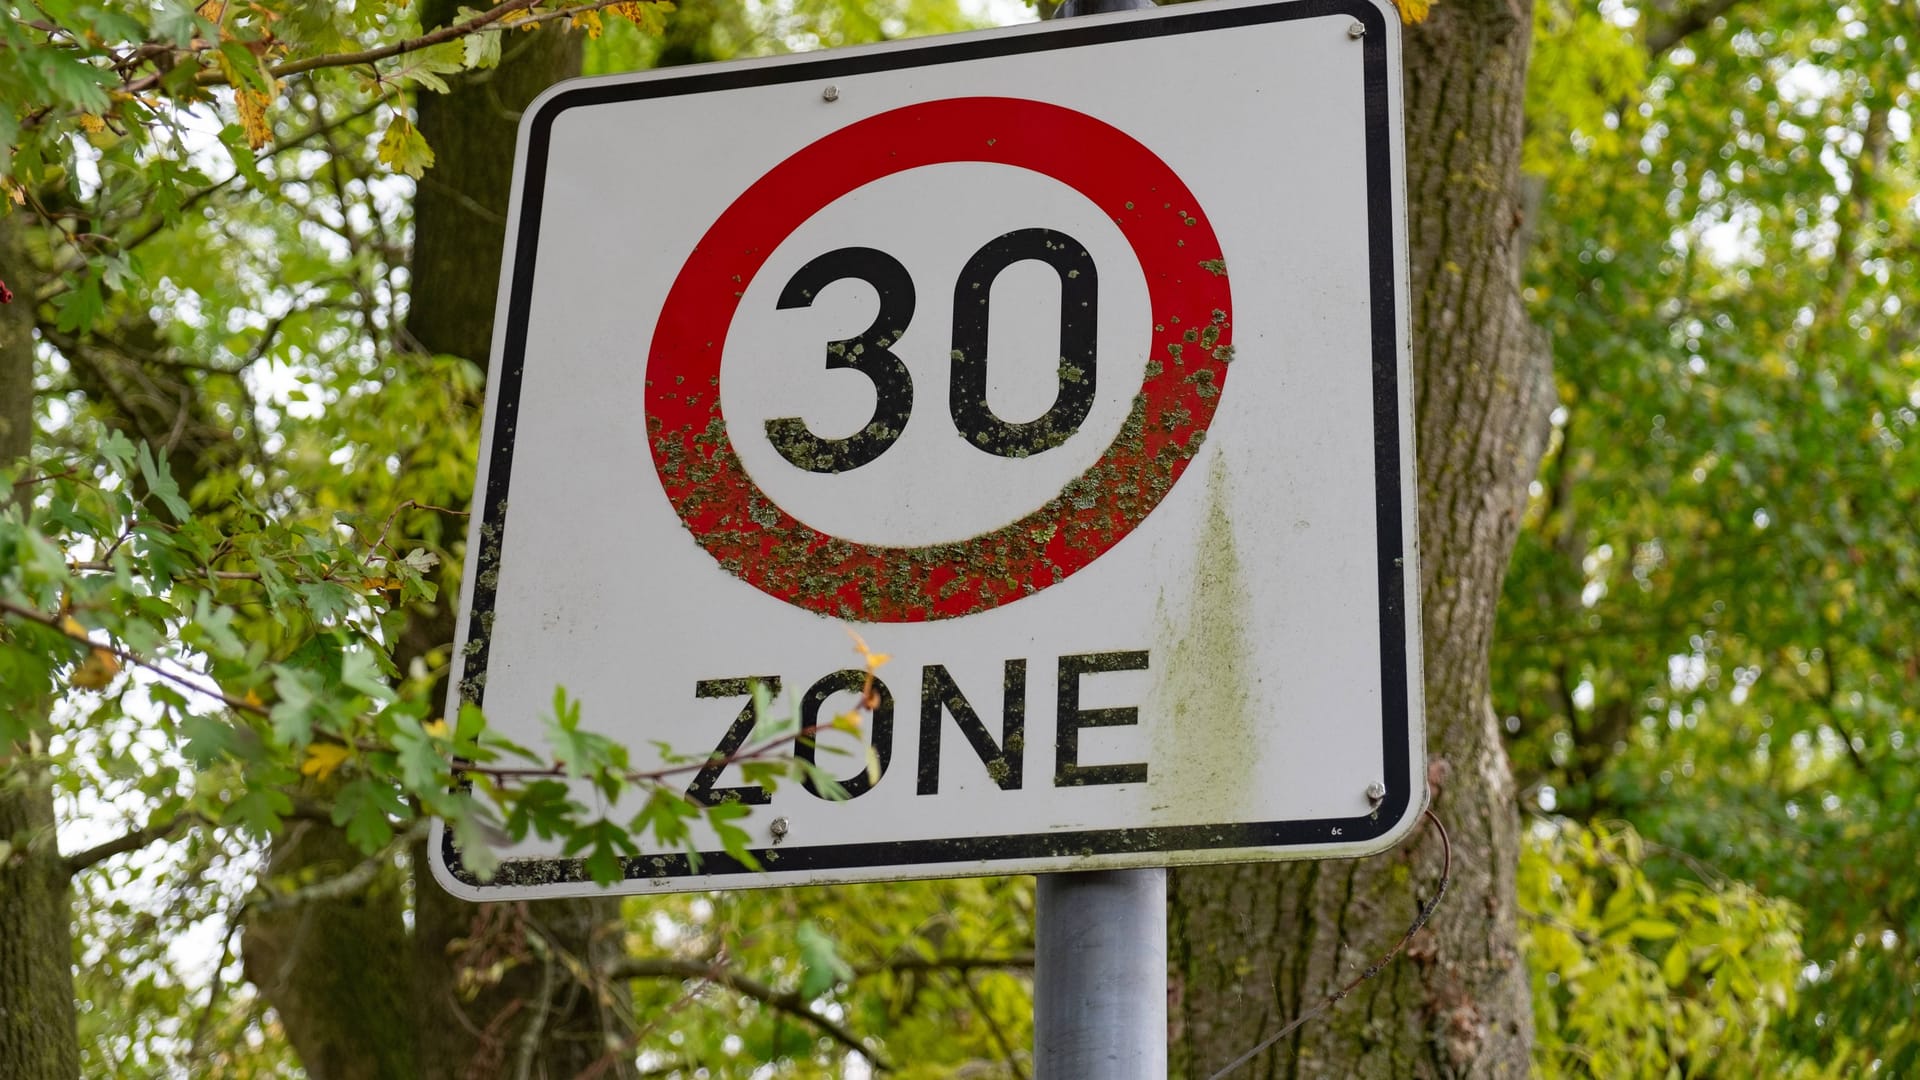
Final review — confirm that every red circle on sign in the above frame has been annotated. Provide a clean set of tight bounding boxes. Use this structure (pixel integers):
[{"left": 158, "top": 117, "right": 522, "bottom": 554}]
[{"left": 646, "top": 96, "right": 1233, "bottom": 622}]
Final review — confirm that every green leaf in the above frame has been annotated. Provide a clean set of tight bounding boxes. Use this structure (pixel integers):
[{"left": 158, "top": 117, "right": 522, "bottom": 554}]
[
  {"left": 392, "top": 718, "right": 447, "bottom": 792},
  {"left": 384, "top": 41, "right": 465, "bottom": 93},
  {"left": 296, "top": 581, "right": 354, "bottom": 625},
  {"left": 376, "top": 115, "right": 435, "bottom": 179},
  {"left": 795, "top": 921, "right": 853, "bottom": 999},
  {"left": 332, "top": 777, "right": 406, "bottom": 851},
  {"left": 225, "top": 785, "right": 293, "bottom": 837},
  {"left": 150, "top": 0, "right": 206, "bottom": 45},
  {"left": 562, "top": 819, "right": 636, "bottom": 885},
  {"left": 36, "top": 50, "right": 116, "bottom": 111},
  {"left": 706, "top": 801, "right": 760, "bottom": 871},
  {"left": 1627, "top": 918, "right": 1679, "bottom": 941},
  {"left": 135, "top": 442, "right": 191, "bottom": 522},
  {"left": 98, "top": 429, "right": 135, "bottom": 475},
  {"left": 455, "top": 701, "right": 487, "bottom": 742},
  {"left": 503, "top": 778, "right": 576, "bottom": 842},
  {"left": 269, "top": 667, "right": 322, "bottom": 748},
  {"left": 451, "top": 805, "right": 500, "bottom": 881},
  {"left": 51, "top": 277, "right": 105, "bottom": 334},
  {"left": 460, "top": 19, "right": 501, "bottom": 70},
  {"left": 339, "top": 647, "right": 393, "bottom": 704},
  {"left": 179, "top": 714, "right": 240, "bottom": 764}
]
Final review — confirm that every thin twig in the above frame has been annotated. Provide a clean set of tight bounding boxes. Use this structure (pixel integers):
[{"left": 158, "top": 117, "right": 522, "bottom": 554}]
[
  {"left": 511, "top": 932, "right": 559, "bottom": 1080},
  {"left": 605, "top": 956, "right": 892, "bottom": 1071},
  {"left": 245, "top": 819, "right": 428, "bottom": 916},
  {"left": 950, "top": 969, "right": 1029, "bottom": 1080},
  {"left": 64, "top": 810, "right": 206, "bottom": 876},
  {"left": 460, "top": 721, "right": 834, "bottom": 787},
  {"left": 0, "top": 596, "right": 269, "bottom": 717},
  {"left": 185, "top": 914, "right": 245, "bottom": 1064},
  {"left": 1206, "top": 809, "right": 1454, "bottom": 1080},
  {"left": 2, "top": 594, "right": 834, "bottom": 794},
  {"left": 36, "top": 95, "right": 390, "bottom": 300},
  {"left": 851, "top": 952, "right": 1035, "bottom": 977},
  {"left": 68, "top": 559, "right": 263, "bottom": 581},
  {"left": 9, "top": 466, "right": 82, "bottom": 489},
  {"left": 118, "top": 0, "right": 628, "bottom": 96}
]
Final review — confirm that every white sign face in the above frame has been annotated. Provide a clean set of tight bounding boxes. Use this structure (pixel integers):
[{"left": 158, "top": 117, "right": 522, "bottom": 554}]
[{"left": 433, "top": 0, "right": 1423, "bottom": 899}]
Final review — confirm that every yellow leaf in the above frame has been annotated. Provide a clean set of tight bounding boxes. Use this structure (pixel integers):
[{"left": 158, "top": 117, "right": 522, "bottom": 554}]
[
  {"left": 58, "top": 614, "right": 120, "bottom": 690},
  {"left": 570, "top": 10, "right": 604, "bottom": 38},
  {"left": 70, "top": 647, "right": 120, "bottom": 690},
  {"left": 376, "top": 115, "right": 436, "bottom": 179},
  {"left": 423, "top": 718, "right": 450, "bottom": 739},
  {"left": 845, "top": 629, "right": 890, "bottom": 672},
  {"left": 236, "top": 87, "right": 272, "bottom": 150},
  {"left": 301, "top": 742, "right": 352, "bottom": 781},
  {"left": 609, "top": 0, "right": 674, "bottom": 35},
  {"left": 77, "top": 113, "right": 105, "bottom": 134},
  {"left": 1395, "top": 0, "right": 1432, "bottom": 23}
]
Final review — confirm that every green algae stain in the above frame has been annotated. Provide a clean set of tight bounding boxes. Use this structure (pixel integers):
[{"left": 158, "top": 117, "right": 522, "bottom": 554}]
[{"left": 1148, "top": 454, "right": 1258, "bottom": 825}]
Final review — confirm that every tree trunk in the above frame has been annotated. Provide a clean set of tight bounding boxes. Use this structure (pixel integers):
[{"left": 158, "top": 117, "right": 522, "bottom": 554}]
[
  {"left": 1169, "top": 3, "right": 1551, "bottom": 1076},
  {"left": 409, "top": 9, "right": 635, "bottom": 1078},
  {"left": 0, "top": 216, "right": 82, "bottom": 1079},
  {"left": 240, "top": 810, "right": 417, "bottom": 1080}
]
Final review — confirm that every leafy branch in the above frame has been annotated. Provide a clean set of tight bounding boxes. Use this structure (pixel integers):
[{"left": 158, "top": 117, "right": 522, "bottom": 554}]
[
  {"left": 0, "top": 595, "right": 266, "bottom": 716},
  {"left": 108, "top": 0, "right": 666, "bottom": 97}
]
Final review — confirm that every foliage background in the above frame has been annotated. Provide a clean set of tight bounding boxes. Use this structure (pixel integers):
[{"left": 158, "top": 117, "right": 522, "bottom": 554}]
[{"left": 0, "top": 0, "right": 1915, "bottom": 1075}]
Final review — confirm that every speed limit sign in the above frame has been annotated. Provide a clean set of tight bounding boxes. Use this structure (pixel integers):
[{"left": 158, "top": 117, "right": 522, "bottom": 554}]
[{"left": 435, "top": 0, "right": 1423, "bottom": 898}]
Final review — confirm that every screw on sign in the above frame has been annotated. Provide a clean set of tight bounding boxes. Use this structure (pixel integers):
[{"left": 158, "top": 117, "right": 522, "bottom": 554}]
[{"left": 646, "top": 97, "right": 1234, "bottom": 622}]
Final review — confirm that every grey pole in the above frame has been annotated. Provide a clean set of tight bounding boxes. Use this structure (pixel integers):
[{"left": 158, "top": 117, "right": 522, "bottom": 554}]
[
  {"left": 1034, "top": 869, "right": 1168, "bottom": 1077},
  {"left": 1031, "top": 2, "right": 1167, "bottom": 1075}
]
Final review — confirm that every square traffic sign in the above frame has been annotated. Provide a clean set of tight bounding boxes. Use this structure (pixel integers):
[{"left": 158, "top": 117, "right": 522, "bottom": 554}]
[{"left": 434, "top": 0, "right": 1423, "bottom": 898}]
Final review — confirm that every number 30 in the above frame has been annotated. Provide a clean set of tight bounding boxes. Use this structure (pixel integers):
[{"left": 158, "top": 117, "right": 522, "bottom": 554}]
[{"left": 765, "top": 227, "right": 1098, "bottom": 474}]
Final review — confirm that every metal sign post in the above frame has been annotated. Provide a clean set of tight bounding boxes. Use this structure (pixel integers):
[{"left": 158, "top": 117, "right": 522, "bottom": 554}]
[{"left": 1035, "top": 868, "right": 1166, "bottom": 1076}]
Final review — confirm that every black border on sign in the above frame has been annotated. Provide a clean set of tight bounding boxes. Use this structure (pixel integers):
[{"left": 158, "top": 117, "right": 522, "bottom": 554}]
[{"left": 442, "top": 0, "right": 1410, "bottom": 890}]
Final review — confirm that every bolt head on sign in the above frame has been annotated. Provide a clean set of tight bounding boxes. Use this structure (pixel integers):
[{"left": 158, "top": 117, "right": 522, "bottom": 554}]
[{"left": 433, "top": 0, "right": 1423, "bottom": 899}]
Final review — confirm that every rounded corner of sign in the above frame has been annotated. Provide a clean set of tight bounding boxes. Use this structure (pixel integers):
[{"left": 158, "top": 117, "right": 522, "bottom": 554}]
[
  {"left": 1340, "top": 0, "right": 1398, "bottom": 38},
  {"left": 521, "top": 79, "right": 596, "bottom": 140},
  {"left": 425, "top": 822, "right": 496, "bottom": 902},
  {"left": 1354, "top": 778, "right": 1428, "bottom": 855}
]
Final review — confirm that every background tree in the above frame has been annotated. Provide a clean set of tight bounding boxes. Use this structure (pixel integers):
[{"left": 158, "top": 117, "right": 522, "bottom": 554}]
[
  {"left": 1171, "top": 0, "right": 1551, "bottom": 1071},
  {"left": 1499, "top": 0, "right": 1918, "bottom": 1072}
]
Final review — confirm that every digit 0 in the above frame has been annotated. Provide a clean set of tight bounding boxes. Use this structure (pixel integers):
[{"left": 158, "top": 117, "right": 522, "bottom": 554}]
[{"left": 949, "top": 227, "right": 1098, "bottom": 458}]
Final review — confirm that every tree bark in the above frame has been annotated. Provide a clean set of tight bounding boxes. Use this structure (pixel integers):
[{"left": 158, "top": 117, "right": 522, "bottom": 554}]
[
  {"left": 1169, "top": 3, "right": 1551, "bottom": 1077},
  {"left": 408, "top": 9, "right": 635, "bottom": 1079},
  {"left": 0, "top": 214, "right": 82, "bottom": 1079},
  {"left": 241, "top": 810, "right": 417, "bottom": 1080}
]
